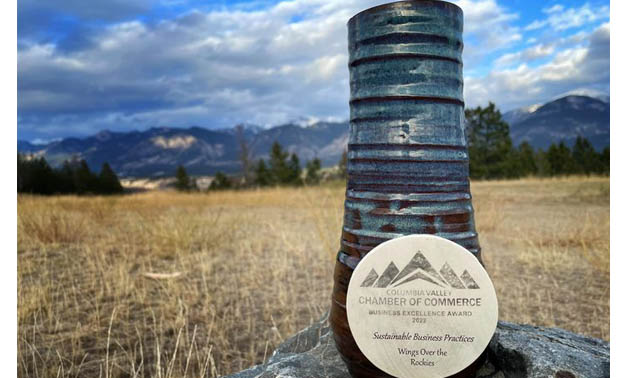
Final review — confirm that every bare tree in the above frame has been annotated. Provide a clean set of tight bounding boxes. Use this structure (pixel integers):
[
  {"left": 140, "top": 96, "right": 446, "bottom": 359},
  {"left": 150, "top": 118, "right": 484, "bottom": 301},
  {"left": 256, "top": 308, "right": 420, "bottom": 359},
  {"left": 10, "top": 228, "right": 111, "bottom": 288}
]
[{"left": 235, "top": 124, "right": 254, "bottom": 185}]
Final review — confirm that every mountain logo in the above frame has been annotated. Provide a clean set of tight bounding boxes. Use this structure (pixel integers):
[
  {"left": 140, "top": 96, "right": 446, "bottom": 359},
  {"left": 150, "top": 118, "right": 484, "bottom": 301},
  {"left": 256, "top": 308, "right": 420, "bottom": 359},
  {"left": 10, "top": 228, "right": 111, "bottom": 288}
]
[{"left": 359, "top": 251, "right": 480, "bottom": 289}]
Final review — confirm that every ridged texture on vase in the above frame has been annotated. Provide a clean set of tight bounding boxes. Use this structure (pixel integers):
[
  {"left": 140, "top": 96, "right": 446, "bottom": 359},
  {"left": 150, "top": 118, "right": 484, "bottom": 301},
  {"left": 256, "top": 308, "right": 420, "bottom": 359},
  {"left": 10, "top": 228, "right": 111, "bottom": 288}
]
[{"left": 331, "top": 1, "right": 482, "bottom": 377}]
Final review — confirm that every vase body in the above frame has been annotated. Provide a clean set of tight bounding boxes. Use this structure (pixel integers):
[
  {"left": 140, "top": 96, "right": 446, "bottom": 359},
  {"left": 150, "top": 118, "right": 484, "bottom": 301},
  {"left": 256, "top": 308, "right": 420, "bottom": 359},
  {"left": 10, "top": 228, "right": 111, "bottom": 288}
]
[{"left": 330, "top": 1, "right": 483, "bottom": 377}]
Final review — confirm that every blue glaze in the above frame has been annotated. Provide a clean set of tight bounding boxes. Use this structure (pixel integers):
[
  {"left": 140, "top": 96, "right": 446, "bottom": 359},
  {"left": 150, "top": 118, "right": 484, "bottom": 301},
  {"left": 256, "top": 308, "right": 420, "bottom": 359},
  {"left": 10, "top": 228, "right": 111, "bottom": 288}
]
[{"left": 338, "top": 0, "right": 481, "bottom": 266}]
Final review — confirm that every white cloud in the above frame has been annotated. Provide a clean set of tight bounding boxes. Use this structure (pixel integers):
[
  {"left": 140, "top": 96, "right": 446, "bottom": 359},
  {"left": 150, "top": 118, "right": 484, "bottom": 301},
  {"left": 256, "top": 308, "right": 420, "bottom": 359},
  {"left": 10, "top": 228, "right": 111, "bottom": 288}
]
[
  {"left": 465, "top": 23, "right": 609, "bottom": 111},
  {"left": 21, "top": 0, "right": 525, "bottom": 137},
  {"left": 526, "top": 3, "right": 609, "bottom": 31},
  {"left": 543, "top": 4, "right": 564, "bottom": 14},
  {"left": 17, "top": 0, "right": 609, "bottom": 139},
  {"left": 454, "top": 0, "right": 522, "bottom": 64},
  {"left": 495, "top": 43, "right": 555, "bottom": 68},
  {"left": 307, "top": 54, "right": 346, "bottom": 81},
  {"left": 525, "top": 19, "right": 546, "bottom": 31}
]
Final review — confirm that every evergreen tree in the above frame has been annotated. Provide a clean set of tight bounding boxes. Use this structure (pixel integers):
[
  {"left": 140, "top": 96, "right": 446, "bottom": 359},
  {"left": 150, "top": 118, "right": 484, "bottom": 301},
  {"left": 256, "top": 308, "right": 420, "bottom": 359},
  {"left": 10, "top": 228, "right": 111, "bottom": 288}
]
[
  {"left": 502, "top": 148, "right": 524, "bottom": 179},
  {"left": 516, "top": 141, "right": 537, "bottom": 177},
  {"left": 74, "top": 160, "right": 98, "bottom": 194},
  {"left": 39, "top": 157, "right": 59, "bottom": 194},
  {"left": 305, "top": 158, "right": 322, "bottom": 185},
  {"left": 465, "top": 103, "right": 513, "bottom": 179},
  {"left": 17, "top": 155, "right": 56, "bottom": 194},
  {"left": 254, "top": 159, "right": 272, "bottom": 186},
  {"left": 338, "top": 149, "right": 348, "bottom": 179},
  {"left": 572, "top": 136, "right": 602, "bottom": 175},
  {"left": 599, "top": 146, "right": 610, "bottom": 176},
  {"left": 286, "top": 153, "right": 302, "bottom": 185},
  {"left": 17, "top": 154, "right": 28, "bottom": 192},
  {"left": 58, "top": 161, "right": 77, "bottom": 193},
  {"left": 98, "top": 163, "right": 124, "bottom": 194},
  {"left": 175, "top": 165, "right": 192, "bottom": 191},
  {"left": 534, "top": 148, "right": 551, "bottom": 176},
  {"left": 269, "top": 141, "right": 289, "bottom": 184},
  {"left": 546, "top": 143, "right": 560, "bottom": 175},
  {"left": 17, "top": 154, "right": 125, "bottom": 195},
  {"left": 547, "top": 142, "right": 576, "bottom": 175},
  {"left": 209, "top": 171, "right": 232, "bottom": 190}
]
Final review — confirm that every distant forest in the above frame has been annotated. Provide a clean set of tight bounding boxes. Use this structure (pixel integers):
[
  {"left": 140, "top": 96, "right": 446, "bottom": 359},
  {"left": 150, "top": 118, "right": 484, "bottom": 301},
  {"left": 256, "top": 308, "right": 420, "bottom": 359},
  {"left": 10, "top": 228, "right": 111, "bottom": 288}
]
[
  {"left": 17, "top": 103, "right": 609, "bottom": 195},
  {"left": 465, "top": 103, "right": 609, "bottom": 179},
  {"left": 18, "top": 155, "right": 123, "bottom": 195},
  {"left": 208, "top": 102, "right": 609, "bottom": 189}
]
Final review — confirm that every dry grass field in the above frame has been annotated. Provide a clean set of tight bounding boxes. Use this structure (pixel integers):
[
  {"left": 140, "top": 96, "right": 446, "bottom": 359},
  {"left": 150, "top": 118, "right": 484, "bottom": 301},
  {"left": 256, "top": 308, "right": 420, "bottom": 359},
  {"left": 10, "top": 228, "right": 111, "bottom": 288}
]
[{"left": 17, "top": 176, "right": 609, "bottom": 377}]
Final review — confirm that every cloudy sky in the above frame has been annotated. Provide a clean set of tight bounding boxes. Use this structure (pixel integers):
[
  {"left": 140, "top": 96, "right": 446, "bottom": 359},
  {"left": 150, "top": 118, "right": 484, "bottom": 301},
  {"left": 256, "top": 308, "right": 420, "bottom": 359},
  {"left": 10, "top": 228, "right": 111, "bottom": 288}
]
[{"left": 17, "top": 0, "right": 610, "bottom": 141}]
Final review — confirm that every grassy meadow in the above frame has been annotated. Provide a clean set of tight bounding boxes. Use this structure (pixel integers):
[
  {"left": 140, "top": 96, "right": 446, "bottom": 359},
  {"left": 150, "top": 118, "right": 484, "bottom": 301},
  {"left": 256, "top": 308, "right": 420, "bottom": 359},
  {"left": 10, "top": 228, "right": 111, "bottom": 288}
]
[{"left": 17, "top": 176, "right": 610, "bottom": 377}]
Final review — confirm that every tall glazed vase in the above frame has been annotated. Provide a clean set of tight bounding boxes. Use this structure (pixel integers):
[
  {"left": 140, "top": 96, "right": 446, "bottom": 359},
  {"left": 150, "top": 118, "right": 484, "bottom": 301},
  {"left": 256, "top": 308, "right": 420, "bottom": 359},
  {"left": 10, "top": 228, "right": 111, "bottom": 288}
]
[{"left": 330, "top": 1, "right": 483, "bottom": 377}]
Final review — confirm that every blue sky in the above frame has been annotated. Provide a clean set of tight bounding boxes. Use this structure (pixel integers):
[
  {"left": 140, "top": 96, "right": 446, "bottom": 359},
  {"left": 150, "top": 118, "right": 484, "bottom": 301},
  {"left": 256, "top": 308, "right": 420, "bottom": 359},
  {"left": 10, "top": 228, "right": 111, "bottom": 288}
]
[{"left": 17, "top": 0, "right": 610, "bottom": 141}]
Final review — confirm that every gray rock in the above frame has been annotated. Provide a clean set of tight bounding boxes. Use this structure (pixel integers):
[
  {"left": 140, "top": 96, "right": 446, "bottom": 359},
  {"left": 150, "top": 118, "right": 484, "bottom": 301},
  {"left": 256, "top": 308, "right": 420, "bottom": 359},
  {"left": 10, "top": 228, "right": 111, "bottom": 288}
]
[
  {"left": 488, "top": 322, "right": 609, "bottom": 378},
  {"left": 224, "top": 312, "right": 609, "bottom": 378}
]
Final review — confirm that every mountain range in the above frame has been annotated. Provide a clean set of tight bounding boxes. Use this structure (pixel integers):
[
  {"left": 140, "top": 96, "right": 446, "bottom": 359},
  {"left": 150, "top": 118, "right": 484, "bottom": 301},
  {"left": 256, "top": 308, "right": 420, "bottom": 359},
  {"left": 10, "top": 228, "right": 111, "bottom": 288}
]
[
  {"left": 18, "top": 122, "right": 349, "bottom": 177},
  {"left": 503, "top": 95, "right": 609, "bottom": 151},
  {"left": 18, "top": 95, "right": 609, "bottom": 178}
]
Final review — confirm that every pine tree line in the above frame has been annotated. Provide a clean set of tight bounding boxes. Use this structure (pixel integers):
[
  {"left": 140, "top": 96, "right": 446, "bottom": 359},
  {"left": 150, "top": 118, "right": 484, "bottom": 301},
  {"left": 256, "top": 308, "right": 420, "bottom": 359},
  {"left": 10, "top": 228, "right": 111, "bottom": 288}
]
[
  {"left": 466, "top": 103, "right": 609, "bottom": 180},
  {"left": 24, "top": 102, "right": 606, "bottom": 195},
  {"left": 18, "top": 154, "right": 124, "bottom": 195},
  {"left": 253, "top": 142, "right": 302, "bottom": 187},
  {"left": 253, "top": 142, "right": 325, "bottom": 187},
  {"left": 175, "top": 141, "right": 325, "bottom": 191},
  {"left": 179, "top": 103, "right": 610, "bottom": 191}
]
